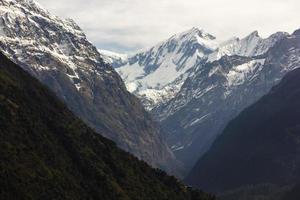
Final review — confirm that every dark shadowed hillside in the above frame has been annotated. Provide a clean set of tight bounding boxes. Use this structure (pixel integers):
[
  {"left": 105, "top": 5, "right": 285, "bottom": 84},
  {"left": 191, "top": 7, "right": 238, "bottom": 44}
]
[
  {"left": 186, "top": 67, "right": 300, "bottom": 194},
  {"left": 0, "top": 52, "right": 214, "bottom": 200},
  {"left": 281, "top": 184, "right": 300, "bottom": 200},
  {"left": 0, "top": 0, "right": 178, "bottom": 174}
]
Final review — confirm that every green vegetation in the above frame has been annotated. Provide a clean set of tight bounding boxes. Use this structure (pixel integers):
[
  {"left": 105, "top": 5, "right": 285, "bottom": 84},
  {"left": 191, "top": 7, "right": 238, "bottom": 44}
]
[{"left": 0, "top": 52, "right": 214, "bottom": 200}]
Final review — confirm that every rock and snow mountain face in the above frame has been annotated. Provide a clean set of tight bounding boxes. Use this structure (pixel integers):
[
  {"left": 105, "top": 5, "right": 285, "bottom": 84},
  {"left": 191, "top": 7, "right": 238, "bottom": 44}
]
[
  {"left": 186, "top": 62, "right": 300, "bottom": 194},
  {"left": 207, "top": 31, "right": 288, "bottom": 62},
  {"left": 0, "top": 0, "right": 180, "bottom": 175},
  {"left": 105, "top": 27, "right": 291, "bottom": 171},
  {"left": 104, "top": 29, "right": 288, "bottom": 111},
  {"left": 153, "top": 56, "right": 266, "bottom": 169},
  {"left": 107, "top": 28, "right": 218, "bottom": 110},
  {"left": 153, "top": 30, "right": 300, "bottom": 170}
]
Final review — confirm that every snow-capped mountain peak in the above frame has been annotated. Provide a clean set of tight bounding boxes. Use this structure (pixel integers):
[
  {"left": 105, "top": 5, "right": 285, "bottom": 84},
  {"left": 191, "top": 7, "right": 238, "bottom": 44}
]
[
  {"left": 1, "top": 0, "right": 50, "bottom": 18},
  {"left": 247, "top": 30, "right": 259, "bottom": 37},
  {"left": 107, "top": 28, "right": 218, "bottom": 110},
  {"left": 170, "top": 27, "right": 218, "bottom": 51},
  {"left": 207, "top": 31, "right": 288, "bottom": 62},
  {"left": 181, "top": 27, "right": 215, "bottom": 40},
  {"left": 103, "top": 28, "right": 288, "bottom": 111},
  {"left": 151, "top": 29, "right": 300, "bottom": 171}
]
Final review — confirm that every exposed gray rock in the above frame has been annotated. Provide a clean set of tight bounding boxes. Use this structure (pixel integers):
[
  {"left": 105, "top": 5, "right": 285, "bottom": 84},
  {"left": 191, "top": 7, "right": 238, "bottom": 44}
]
[
  {"left": 0, "top": 0, "right": 181, "bottom": 175},
  {"left": 153, "top": 30, "right": 300, "bottom": 171}
]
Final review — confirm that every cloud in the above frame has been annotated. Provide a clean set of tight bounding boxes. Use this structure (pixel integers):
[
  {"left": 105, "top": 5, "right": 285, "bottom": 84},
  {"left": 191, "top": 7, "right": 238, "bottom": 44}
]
[{"left": 36, "top": 0, "right": 300, "bottom": 53}]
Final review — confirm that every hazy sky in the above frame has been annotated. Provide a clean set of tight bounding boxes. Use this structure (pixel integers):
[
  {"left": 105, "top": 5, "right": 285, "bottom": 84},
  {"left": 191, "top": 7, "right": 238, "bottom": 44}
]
[{"left": 36, "top": 0, "right": 300, "bottom": 53}]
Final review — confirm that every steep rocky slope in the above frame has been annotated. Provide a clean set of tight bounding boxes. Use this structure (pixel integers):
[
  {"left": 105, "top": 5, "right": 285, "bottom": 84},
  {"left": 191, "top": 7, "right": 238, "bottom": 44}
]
[
  {"left": 186, "top": 66, "right": 300, "bottom": 193},
  {"left": 0, "top": 0, "right": 179, "bottom": 174},
  {"left": 0, "top": 52, "right": 214, "bottom": 200},
  {"left": 152, "top": 30, "right": 300, "bottom": 170},
  {"left": 103, "top": 28, "right": 291, "bottom": 171},
  {"left": 105, "top": 29, "right": 287, "bottom": 111},
  {"left": 112, "top": 28, "right": 218, "bottom": 110}
]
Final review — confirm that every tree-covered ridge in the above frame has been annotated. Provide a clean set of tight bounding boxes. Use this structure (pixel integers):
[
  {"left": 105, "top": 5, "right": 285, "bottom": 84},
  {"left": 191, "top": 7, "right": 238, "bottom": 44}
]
[
  {"left": 186, "top": 66, "right": 300, "bottom": 197},
  {"left": 0, "top": 52, "right": 214, "bottom": 200}
]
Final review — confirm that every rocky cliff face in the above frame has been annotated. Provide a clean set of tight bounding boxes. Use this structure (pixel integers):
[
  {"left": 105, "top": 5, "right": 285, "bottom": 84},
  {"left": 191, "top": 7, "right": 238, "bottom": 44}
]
[
  {"left": 207, "top": 31, "right": 287, "bottom": 62},
  {"left": 153, "top": 30, "right": 300, "bottom": 170},
  {"left": 153, "top": 56, "right": 266, "bottom": 169},
  {"left": 105, "top": 29, "right": 287, "bottom": 112},
  {"left": 186, "top": 62, "right": 300, "bottom": 194},
  {"left": 104, "top": 26, "right": 293, "bottom": 171},
  {"left": 110, "top": 28, "right": 218, "bottom": 110},
  {"left": 0, "top": 0, "right": 179, "bottom": 175}
]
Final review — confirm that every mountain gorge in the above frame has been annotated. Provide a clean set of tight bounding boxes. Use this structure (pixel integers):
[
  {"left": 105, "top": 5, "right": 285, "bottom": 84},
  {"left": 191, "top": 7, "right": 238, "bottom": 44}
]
[
  {"left": 0, "top": 52, "right": 214, "bottom": 200},
  {"left": 2, "top": 0, "right": 300, "bottom": 199},
  {"left": 0, "top": 0, "right": 179, "bottom": 175}
]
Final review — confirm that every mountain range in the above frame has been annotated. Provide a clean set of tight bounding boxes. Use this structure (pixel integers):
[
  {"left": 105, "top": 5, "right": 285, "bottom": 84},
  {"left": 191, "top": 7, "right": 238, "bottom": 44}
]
[
  {"left": 2, "top": 1, "right": 300, "bottom": 199},
  {"left": 103, "top": 28, "right": 287, "bottom": 111},
  {"left": 103, "top": 27, "right": 300, "bottom": 171},
  {"left": 108, "top": 28, "right": 218, "bottom": 110}
]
